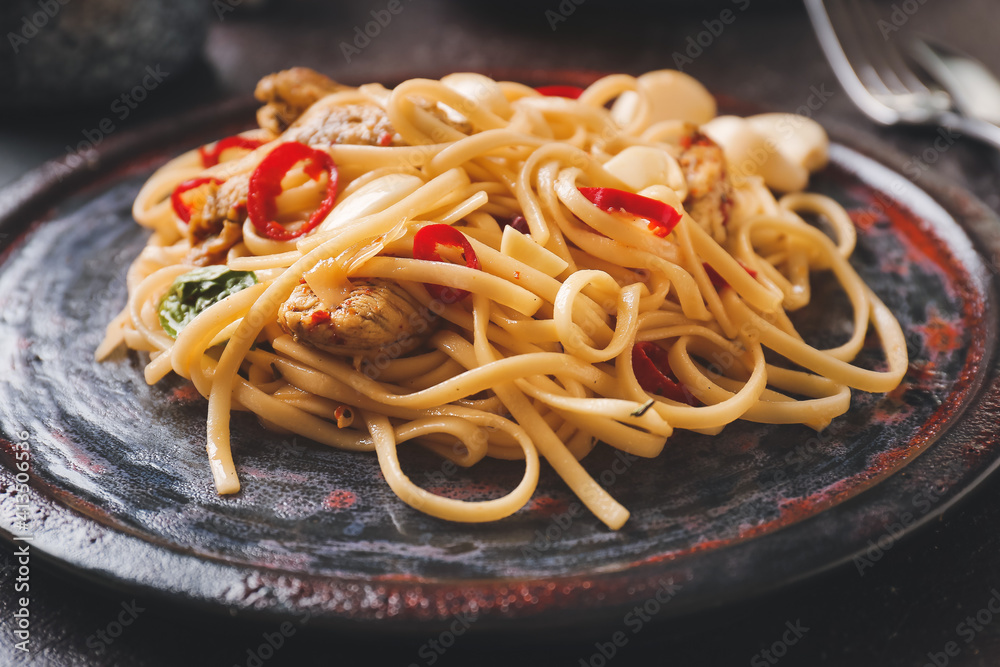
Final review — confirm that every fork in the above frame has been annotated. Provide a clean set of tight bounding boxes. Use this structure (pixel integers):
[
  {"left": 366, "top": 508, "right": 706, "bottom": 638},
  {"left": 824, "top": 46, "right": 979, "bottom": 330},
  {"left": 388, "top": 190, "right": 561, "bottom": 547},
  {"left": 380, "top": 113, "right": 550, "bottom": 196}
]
[{"left": 804, "top": 0, "right": 1000, "bottom": 151}]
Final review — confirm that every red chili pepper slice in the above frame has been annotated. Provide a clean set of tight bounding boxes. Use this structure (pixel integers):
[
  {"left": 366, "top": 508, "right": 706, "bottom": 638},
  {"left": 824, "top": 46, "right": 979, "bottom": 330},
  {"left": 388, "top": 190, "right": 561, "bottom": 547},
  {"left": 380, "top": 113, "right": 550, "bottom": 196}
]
[
  {"left": 310, "top": 310, "right": 332, "bottom": 325},
  {"left": 412, "top": 223, "right": 481, "bottom": 302},
  {"left": 171, "top": 177, "right": 223, "bottom": 223},
  {"left": 703, "top": 261, "right": 758, "bottom": 291},
  {"left": 632, "top": 341, "right": 699, "bottom": 406},
  {"left": 247, "top": 142, "right": 338, "bottom": 241},
  {"left": 199, "top": 135, "right": 265, "bottom": 167},
  {"left": 578, "top": 187, "right": 682, "bottom": 238},
  {"left": 535, "top": 85, "right": 586, "bottom": 99}
]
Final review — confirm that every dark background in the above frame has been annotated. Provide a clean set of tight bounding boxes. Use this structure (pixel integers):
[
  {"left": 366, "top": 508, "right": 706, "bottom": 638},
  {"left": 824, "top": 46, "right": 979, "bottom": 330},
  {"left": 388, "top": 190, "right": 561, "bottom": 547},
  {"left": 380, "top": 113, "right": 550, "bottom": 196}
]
[{"left": 2, "top": 0, "right": 1000, "bottom": 665}]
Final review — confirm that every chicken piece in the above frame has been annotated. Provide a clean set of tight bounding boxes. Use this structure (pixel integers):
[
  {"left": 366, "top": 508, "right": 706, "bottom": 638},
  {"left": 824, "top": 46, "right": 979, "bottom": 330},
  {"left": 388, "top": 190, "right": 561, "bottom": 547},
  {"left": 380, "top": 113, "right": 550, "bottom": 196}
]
[
  {"left": 291, "top": 95, "right": 480, "bottom": 149},
  {"left": 185, "top": 221, "right": 243, "bottom": 267},
  {"left": 184, "top": 173, "right": 250, "bottom": 265},
  {"left": 278, "top": 279, "right": 438, "bottom": 358},
  {"left": 255, "top": 67, "right": 345, "bottom": 134},
  {"left": 292, "top": 103, "right": 402, "bottom": 147},
  {"left": 678, "top": 127, "right": 732, "bottom": 243},
  {"left": 189, "top": 174, "right": 249, "bottom": 239}
]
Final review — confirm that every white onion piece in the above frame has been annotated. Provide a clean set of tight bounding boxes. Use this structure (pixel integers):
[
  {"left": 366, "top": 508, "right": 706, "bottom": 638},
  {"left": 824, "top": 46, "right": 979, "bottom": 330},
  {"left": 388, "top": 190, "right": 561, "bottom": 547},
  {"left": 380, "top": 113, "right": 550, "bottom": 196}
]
[
  {"left": 611, "top": 70, "right": 717, "bottom": 131},
  {"left": 439, "top": 72, "right": 512, "bottom": 124},
  {"left": 304, "top": 258, "right": 353, "bottom": 309},
  {"left": 603, "top": 145, "right": 687, "bottom": 196},
  {"left": 318, "top": 173, "right": 424, "bottom": 233},
  {"left": 747, "top": 112, "right": 829, "bottom": 173},
  {"left": 702, "top": 115, "right": 810, "bottom": 193}
]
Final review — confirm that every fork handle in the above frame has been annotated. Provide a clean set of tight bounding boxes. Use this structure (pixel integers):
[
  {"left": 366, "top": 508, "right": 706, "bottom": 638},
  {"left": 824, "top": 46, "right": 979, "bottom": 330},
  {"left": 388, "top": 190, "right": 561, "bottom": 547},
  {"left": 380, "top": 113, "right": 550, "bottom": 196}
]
[{"left": 937, "top": 111, "right": 1000, "bottom": 153}]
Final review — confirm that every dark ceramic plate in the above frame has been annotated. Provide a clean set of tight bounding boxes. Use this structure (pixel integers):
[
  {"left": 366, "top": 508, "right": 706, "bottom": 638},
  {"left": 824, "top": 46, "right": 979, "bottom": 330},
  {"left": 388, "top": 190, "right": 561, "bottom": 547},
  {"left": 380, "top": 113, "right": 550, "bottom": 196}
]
[{"left": 1, "top": 79, "right": 999, "bottom": 633}]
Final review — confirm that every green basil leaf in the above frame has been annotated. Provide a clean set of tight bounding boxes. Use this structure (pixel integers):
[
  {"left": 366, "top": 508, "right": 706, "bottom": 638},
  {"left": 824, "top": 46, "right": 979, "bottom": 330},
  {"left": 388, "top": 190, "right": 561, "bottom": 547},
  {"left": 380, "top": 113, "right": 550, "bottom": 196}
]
[{"left": 158, "top": 266, "right": 257, "bottom": 338}]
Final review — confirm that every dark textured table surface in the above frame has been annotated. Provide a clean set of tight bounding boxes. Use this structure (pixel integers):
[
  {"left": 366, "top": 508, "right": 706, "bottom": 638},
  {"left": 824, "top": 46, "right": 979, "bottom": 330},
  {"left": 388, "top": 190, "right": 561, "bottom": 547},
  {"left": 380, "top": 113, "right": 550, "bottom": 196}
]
[{"left": 2, "top": 1, "right": 1000, "bottom": 665}]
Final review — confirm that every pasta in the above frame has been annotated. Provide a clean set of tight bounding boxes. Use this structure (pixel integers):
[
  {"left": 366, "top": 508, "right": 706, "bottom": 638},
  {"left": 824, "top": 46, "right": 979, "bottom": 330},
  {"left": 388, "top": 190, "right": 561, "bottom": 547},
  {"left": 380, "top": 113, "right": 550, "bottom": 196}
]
[{"left": 97, "top": 69, "right": 908, "bottom": 530}]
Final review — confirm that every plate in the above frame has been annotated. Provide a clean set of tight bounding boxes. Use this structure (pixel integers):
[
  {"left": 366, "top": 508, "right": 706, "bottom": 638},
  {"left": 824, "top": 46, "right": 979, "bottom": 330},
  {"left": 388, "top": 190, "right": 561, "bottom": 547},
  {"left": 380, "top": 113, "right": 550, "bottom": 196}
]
[{"left": 1, "top": 77, "right": 999, "bottom": 632}]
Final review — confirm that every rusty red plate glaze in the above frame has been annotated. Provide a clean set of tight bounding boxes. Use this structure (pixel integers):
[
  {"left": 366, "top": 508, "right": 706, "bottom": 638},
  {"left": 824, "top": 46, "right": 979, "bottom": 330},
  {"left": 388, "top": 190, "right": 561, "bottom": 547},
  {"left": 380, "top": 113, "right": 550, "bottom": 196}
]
[{"left": 1, "top": 74, "right": 999, "bottom": 632}]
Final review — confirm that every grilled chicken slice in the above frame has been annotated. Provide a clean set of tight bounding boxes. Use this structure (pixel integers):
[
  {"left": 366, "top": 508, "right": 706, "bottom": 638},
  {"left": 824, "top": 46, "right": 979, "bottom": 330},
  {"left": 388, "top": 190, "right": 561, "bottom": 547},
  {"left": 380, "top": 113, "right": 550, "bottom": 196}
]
[
  {"left": 185, "top": 221, "right": 243, "bottom": 266},
  {"left": 678, "top": 127, "right": 732, "bottom": 243},
  {"left": 292, "top": 103, "right": 401, "bottom": 147},
  {"left": 255, "top": 67, "right": 345, "bottom": 134},
  {"left": 183, "top": 174, "right": 250, "bottom": 266},
  {"left": 278, "top": 279, "right": 438, "bottom": 358},
  {"left": 257, "top": 66, "right": 474, "bottom": 148},
  {"left": 290, "top": 95, "right": 477, "bottom": 148}
]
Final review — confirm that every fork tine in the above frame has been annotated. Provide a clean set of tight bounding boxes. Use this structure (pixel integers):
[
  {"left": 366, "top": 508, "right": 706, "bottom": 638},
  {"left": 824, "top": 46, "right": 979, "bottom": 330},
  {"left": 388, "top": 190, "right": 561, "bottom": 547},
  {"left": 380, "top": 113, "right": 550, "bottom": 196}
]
[
  {"left": 842, "top": 0, "right": 934, "bottom": 96},
  {"left": 804, "top": 0, "right": 899, "bottom": 124},
  {"left": 841, "top": 0, "right": 904, "bottom": 94},
  {"left": 806, "top": 0, "right": 951, "bottom": 125},
  {"left": 809, "top": 0, "right": 1000, "bottom": 147},
  {"left": 824, "top": 0, "right": 895, "bottom": 97}
]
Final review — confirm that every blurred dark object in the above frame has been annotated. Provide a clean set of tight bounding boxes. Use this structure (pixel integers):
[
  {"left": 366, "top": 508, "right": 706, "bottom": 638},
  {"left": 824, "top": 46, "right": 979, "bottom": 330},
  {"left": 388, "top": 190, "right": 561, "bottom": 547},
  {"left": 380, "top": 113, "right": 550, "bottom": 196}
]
[
  {"left": 444, "top": 0, "right": 800, "bottom": 20},
  {"left": 0, "top": 0, "right": 210, "bottom": 110}
]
